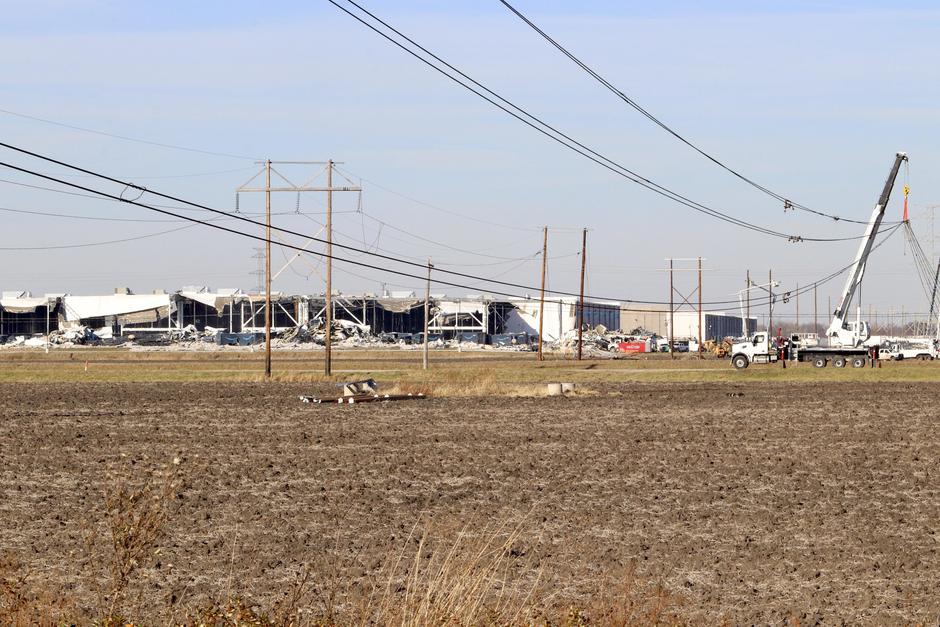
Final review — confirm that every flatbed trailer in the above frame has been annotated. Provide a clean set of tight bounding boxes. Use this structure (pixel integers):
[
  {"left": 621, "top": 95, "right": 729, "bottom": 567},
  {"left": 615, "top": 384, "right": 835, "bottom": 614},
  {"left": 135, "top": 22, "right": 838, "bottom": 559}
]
[{"left": 794, "top": 346, "right": 869, "bottom": 368}]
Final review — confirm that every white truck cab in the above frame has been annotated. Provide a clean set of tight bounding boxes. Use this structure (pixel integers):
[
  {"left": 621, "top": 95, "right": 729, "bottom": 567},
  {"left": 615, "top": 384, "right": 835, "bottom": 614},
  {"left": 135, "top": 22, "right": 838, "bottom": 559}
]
[{"left": 730, "top": 332, "right": 778, "bottom": 369}]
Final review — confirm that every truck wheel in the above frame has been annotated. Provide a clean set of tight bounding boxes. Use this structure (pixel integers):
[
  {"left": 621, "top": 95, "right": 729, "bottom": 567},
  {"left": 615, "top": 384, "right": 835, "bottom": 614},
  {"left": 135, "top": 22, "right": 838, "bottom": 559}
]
[
  {"left": 851, "top": 357, "right": 866, "bottom": 368},
  {"left": 812, "top": 356, "right": 827, "bottom": 368},
  {"left": 919, "top": 354, "right": 932, "bottom": 361},
  {"left": 732, "top": 354, "right": 749, "bottom": 370},
  {"left": 832, "top": 356, "right": 846, "bottom": 368}
]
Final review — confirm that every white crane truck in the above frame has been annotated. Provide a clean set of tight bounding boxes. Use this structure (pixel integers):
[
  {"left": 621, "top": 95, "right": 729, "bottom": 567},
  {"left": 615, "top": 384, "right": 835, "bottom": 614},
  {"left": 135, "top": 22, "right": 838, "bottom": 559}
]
[{"left": 731, "top": 152, "right": 908, "bottom": 370}]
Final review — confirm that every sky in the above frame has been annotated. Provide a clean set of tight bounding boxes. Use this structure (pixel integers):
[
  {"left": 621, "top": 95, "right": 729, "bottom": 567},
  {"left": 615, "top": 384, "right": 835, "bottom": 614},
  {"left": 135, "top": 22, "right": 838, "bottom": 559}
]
[{"left": 1, "top": 0, "right": 939, "bottom": 323}]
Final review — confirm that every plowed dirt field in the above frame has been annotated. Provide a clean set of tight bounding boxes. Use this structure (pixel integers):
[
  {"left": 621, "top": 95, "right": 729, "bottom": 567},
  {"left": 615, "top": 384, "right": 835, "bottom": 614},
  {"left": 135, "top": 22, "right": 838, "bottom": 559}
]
[{"left": 1, "top": 381, "right": 937, "bottom": 623}]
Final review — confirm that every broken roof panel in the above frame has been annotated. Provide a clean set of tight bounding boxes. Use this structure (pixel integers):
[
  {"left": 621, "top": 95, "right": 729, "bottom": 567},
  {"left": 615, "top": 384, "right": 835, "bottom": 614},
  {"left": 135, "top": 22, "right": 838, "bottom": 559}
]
[
  {"left": 0, "top": 291, "right": 56, "bottom": 314},
  {"left": 62, "top": 294, "right": 171, "bottom": 322},
  {"left": 178, "top": 289, "right": 243, "bottom": 312}
]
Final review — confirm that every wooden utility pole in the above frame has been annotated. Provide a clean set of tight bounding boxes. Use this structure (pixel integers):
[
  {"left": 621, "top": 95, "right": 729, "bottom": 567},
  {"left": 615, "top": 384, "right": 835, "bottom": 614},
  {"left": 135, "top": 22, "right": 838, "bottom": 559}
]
[
  {"left": 423, "top": 259, "right": 432, "bottom": 370},
  {"left": 669, "top": 258, "right": 675, "bottom": 359},
  {"left": 325, "top": 160, "right": 334, "bottom": 376},
  {"left": 264, "top": 159, "right": 272, "bottom": 378},
  {"left": 537, "top": 226, "right": 548, "bottom": 362},
  {"left": 236, "top": 160, "right": 360, "bottom": 378},
  {"left": 577, "top": 228, "right": 587, "bottom": 361},
  {"left": 697, "top": 256, "right": 703, "bottom": 359}
]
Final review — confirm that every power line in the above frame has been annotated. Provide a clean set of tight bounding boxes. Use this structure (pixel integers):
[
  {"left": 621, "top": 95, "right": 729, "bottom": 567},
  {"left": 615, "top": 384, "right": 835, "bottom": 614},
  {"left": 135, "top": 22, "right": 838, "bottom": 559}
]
[
  {"left": 327, "top": 0, "right": 867, "bottom": 244},
  {"left": 335, "top": 164, "right": 581, "bottom": 234},
  {"left": 33, "top": 165, "right": 257, "bottom": 180},
  {"left": 357, "top": 210, "right": 545, "bottom": 261},
  {"left": 296, "top": 207, "right": 548, "bottom": 266},
  {"left": 0, "top": 224, "right": 195, "bottom": 250},
  {"left": 0, "top": 107, "right": 260, "bottom": 161},
  {"left": 333, "top": 165, "right": 540, "bottom": 233},
  {"left": 496, "top": 0, "right": 898, "bottom": 228},
  {"left": 0, "top": 202, "right": 350, "bottom": 224},
  {"left": 0, "top": 144, "right": 898, "bottom": 310},
  {"left": 3, "top": 142, "right": 716, "bottom": 304}
]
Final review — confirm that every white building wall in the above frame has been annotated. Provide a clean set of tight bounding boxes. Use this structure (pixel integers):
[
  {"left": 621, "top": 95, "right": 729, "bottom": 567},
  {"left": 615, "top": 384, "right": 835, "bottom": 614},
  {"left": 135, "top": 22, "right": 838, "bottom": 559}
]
[{"left": 504, "top": 298, "right": 621, "bottom": 342}]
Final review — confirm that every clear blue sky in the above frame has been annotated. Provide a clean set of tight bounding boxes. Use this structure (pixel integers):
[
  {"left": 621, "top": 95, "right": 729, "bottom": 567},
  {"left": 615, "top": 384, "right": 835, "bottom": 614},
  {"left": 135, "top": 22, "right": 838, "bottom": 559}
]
[{"left": 1, "top": 1, "right": 938, "bottom": 321}]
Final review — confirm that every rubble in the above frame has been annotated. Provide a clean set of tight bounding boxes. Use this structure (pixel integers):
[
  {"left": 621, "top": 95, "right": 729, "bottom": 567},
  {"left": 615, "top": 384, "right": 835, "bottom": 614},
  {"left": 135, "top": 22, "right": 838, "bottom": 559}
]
[
  {"left": 553, "top": 324, "right": 666, "bottom": 358},
  {"left": 1, "top": 314, "right": 659, "bottom": 355},
  {"left": 48, "top": 327, "right": 103, "bottom": 346}
]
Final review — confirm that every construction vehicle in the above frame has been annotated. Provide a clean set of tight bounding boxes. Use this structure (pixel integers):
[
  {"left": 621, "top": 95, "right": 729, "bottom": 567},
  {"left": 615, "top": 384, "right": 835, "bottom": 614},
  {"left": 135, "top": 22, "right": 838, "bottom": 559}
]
[
  {"left": 704, "top": 339, "right": 732, "bottom": 358},
  {"left": 732, "top": 152, "right": 907, "bottom": 369}
]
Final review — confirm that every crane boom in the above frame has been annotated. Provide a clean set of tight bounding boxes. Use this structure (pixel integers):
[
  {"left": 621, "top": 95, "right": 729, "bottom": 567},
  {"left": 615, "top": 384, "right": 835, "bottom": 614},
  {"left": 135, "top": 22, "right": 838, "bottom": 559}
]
[{"left": 827, "top": 152, "right": 907, "bottom": 347}]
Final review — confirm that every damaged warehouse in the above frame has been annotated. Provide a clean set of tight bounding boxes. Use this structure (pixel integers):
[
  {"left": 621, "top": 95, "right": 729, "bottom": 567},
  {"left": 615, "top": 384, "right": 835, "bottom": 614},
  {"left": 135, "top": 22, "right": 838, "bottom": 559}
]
[
  {"left": 0, "top": 291, "right": 62, "bottom": 337},
  {"left": 0, "top": 286, "right": 759, "bottom": 350},
  {"left": 0, "top": 287, "right": 559, "bottom": 345}
]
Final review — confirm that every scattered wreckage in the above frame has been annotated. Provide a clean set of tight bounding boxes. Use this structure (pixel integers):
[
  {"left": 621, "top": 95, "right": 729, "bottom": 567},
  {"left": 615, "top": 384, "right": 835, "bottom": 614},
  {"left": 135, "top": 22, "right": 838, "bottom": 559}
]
[
  {"left": 2, "top": 315, "right": 675, "bottom": 357},
  {"left": 299, "top": 379, "right": 426, "bottom": 404}
]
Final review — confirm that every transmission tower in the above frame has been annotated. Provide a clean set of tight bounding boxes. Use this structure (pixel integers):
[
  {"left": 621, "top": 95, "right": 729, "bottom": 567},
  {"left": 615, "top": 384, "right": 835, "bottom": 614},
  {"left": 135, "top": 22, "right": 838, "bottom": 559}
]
[{"left": 250, "top": 247, "right": 265, "bottom": 293}]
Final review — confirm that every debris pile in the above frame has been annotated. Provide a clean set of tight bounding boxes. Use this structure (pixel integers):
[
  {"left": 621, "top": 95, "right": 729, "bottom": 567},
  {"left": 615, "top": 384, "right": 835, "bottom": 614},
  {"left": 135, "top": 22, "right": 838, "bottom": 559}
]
[
  {"left": 272, "top": 319, "right": 379, "bottom": 349},
  {"left": 556, "top": 325, "right": 620, "bottom": 357},
  {"left": 48, "top": 327, "right": 104, "bottom": 346},
  {"left": 2, "top": 316, "right": 666, "bottom": 354}
]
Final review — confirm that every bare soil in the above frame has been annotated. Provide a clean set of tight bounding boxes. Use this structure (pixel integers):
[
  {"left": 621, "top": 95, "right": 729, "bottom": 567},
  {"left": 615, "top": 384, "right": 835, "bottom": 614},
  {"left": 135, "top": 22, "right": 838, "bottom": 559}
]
[{"left": 0, "top": 381, "right": 937, "bottom": 624}]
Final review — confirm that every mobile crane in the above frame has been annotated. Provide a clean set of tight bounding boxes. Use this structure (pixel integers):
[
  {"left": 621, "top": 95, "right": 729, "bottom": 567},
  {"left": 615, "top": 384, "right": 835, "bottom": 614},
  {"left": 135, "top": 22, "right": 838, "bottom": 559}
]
[{"left": 731, "top": 152, "right": 908, "bottom": 369}]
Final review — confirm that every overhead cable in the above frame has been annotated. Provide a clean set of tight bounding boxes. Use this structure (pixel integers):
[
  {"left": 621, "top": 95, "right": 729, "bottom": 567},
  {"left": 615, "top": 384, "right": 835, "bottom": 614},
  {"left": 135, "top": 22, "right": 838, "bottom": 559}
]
[
  {"left": 0, "top": 107, "right": 259, "bottom": 161},
  {"left": 327, "top": 0, "right": 866, "bottom": 243},
  {"left": 0, "top": 224, "right": 194, "bottom": 250},
  {"left": 0, "top": 142, "right": 769, "bottom": 305},
  {"left": 496, "top": 0, "right": 896, "bottom": 227},
  {"left": 0, "top": 144, "right": 899, "bottom": 310}
]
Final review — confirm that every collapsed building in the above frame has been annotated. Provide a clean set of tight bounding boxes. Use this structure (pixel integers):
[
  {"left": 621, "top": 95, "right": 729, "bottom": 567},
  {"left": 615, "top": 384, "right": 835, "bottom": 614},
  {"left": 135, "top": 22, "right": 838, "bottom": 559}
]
[
  {"left": 0, "top": 286, "right": 625, "bottom": 346},
  {"left": 0, "top": 291, "right": 62, "bottom": 336}
]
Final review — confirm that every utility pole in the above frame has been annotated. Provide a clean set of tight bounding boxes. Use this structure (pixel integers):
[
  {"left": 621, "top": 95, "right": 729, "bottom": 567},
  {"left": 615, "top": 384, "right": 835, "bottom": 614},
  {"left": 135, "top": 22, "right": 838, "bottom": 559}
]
[
  {"left": 537, "top": 226, "right": 548, "bottom": 362},
  {"left": 423, "top": 259, "right": 432, "bottom": 370},
  {"left": 577, "top": 228, "right": 587, "bottom": 361},
  {"left": 264, "top": 159, "right": 272, "bottom": 378},
  {"left": 814, "top": 284, "right": 818, "bottom": 336},
  {"left": 325, "top": 160, "right": 334, "bottom": 376},
  {"left": 669, "top": 258, "right": 675, "bottom": 359},
  {"left": 236, "top": 160, "right": 360, "bottom": 378},
  {"left": 768, "top": 269, "right": 773, "bottom": 338},
  {"left": 697, "top": 257, "right": 703, "bottom": 358},
  {"left": 746, "top": 269, "right": 750, "bottom": 335},
  {"left": 795, "top": 283, "right": 800, "bottom": 331}
]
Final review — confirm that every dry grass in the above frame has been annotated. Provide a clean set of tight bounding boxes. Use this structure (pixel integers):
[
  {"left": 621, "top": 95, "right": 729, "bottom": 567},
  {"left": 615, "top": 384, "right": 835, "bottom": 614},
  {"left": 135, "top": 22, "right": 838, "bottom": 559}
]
[
  {"left": 0, "top": 505, "right": 689, "bottom": 626},
  {"left": 2, "top": 347, "right": 939, "bottom": 387},
  {"left": 387, "top": 367, "right": 551, "bottom": 397},
  {"left": 171, "top": 514, "right": 690, "bottom": 626},
  {"left": 82, "top": 460, "right": 185, "bottom": 625},
  {"left": 1, "top": 460, "right": 184, "bottom": 626}
]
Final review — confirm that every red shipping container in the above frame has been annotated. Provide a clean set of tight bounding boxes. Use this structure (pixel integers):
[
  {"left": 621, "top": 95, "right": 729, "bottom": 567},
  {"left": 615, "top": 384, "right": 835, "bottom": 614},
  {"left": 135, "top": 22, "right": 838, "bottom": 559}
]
[{"left": 619, "top": 340, "right": 647, "bottom": 353}]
